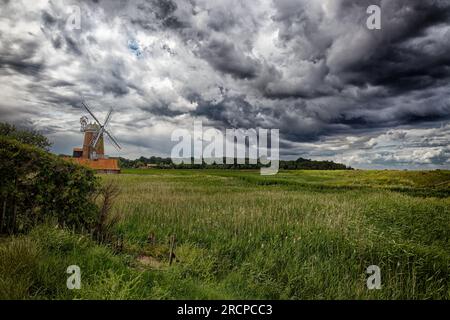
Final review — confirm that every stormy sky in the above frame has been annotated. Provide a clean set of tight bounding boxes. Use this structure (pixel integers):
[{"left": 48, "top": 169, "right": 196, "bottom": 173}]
[{"left": 0, "top": 0, "right": 449, "bottom": 169}]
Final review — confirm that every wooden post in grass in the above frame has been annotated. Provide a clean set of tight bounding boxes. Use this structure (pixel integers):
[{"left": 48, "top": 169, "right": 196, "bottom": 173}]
[
  {"left": 0, "top": 198, "right": 6, "bottom": 233},
  {"left": 148, "top": 232, "right": 156, "bottom": 245},
  {"left": 11, "top": 204, "right": 17, "bottom": 234},
  {"left": 169, "top": 234, "right": 176, "bottom": 266}
]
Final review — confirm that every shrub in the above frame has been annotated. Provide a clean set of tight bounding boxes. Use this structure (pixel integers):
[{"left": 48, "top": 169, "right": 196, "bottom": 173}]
[
  {"left": 0, "top": 137, "right": 99, "bottom": 233},
  {"left": 93, "top": 180, "right": 121, "bottom": 244},
  {"left": 0, "top": 122, "right": 51, "bottom": 151}
]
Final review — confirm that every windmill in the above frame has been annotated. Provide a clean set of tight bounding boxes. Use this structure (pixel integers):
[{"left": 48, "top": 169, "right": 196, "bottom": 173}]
[{"left": 76, "top": 101, "right": 121, "bottom": 160}]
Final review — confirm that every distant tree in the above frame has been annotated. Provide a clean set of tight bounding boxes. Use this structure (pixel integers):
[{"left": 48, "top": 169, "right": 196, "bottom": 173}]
[{"left": 0, "top": 122, "right": 51, "bottom": 151}]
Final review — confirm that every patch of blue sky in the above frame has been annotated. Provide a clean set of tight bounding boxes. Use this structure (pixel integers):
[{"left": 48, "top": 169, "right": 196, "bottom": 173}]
[{"left": 128, "top": 39, "right": 143, "bottom": 57}]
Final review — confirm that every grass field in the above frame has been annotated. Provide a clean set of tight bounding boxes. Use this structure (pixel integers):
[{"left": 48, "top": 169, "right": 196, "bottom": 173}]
[{"left": 1, "top": 169, "right": 449, "bottom": 299}]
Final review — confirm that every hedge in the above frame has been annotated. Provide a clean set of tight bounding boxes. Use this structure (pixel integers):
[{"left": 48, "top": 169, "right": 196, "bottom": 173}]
[{"left": 0, "top": 137, "right": 100, "bottom": 234}]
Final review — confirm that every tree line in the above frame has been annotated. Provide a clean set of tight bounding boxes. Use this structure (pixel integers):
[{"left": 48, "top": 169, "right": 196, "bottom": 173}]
[{"left": 118, "top": 156, "right": 353, "bottom": 170}]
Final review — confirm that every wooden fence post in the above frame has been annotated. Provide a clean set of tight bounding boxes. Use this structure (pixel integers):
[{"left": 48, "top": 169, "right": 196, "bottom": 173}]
[
  {"left": 169, "top": 234, "right": 176, "bottom": 266},
  {"left": 148, "top": 232, "right": 156, "bottom": 245},
  {"left": 10, "top": 204, "right": 17, "bottom": 234},
  {"left": 0, "top": 198, "right": 6, "bottom": 234}
]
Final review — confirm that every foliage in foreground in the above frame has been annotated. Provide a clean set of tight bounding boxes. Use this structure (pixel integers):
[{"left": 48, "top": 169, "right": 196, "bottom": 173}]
[
  {"left": 0, "top": 137, "right": 99, "bottom": 233},
  {"left": 0, "top": 122, "right": 51, "bottom": 151}
]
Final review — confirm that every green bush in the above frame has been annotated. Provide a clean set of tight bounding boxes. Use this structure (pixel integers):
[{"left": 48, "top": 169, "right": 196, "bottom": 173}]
[
  {"left": 0, "top": 122, "right": 51, "bottom": 151},
  {"left": 0, "top": 137, "right": 99, "bottom": 233}
]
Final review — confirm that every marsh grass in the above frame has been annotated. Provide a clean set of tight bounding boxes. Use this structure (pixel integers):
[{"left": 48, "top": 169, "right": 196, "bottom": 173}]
[{"left": 0, "top": 169, "right": 448, "bottom": 299}]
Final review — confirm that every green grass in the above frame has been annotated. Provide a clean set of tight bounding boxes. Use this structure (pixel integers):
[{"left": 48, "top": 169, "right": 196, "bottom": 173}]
[{"left": 1, "top": 169, "right": 449, "bottom": 299}]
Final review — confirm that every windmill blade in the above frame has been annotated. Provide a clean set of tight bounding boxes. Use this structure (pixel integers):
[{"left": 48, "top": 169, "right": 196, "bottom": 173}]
[
  {"left": 91, "top": 127, "right": 105, "bottom": 148},
  {"left": 81, "top": 101, "right": 102, "bottom": 125},
  {"left": 104, "top": 129, "right": 121, "bottom": 150},
  {"left": 103, "top": 108, "right": 113, "bottom": 127}
]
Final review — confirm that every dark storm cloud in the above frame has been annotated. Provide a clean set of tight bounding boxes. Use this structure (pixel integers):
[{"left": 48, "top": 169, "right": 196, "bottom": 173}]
[
  {"left": 0, "top": 57, "right": 44, "bottom": 77},
  {"left": 138, "top": 100, "right": 184, "bottom": 118},
  {"left": 199, "top": 39, "right": 261, "bottom": 79},
  {"left": 152, "top": 0, "right": 185, "bottom": 29},
  {"left": 192, "top": 94, "right": 261, "bottom": 128},
  {"left": 266, "top": 0, "right": 450, "bottom": 95},
  {"left": 355, "top": 3, "right": 450, "bottom": 94},
  {"left": 248, "top": 0, "right": 450, "bottom": 145},
  {"left": 41, "top": 10, "right": 57, "bottom": 27},
  {"left": 0, "top": 36, "right": 45, "bottom": 77},
  {"left": 64, "top": 35, "right": 83, "bottom": 55}
]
